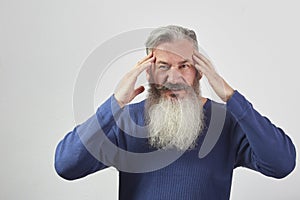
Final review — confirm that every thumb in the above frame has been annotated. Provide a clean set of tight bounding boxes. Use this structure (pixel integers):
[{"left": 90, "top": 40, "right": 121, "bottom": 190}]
[{"left": 132, "top": 86, "right": 145, "bottom": 98}]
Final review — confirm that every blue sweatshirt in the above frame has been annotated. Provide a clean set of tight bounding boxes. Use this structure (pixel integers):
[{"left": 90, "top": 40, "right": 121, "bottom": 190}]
[{"left": 55, "top": 91, "right": 296, "bottom": 200}]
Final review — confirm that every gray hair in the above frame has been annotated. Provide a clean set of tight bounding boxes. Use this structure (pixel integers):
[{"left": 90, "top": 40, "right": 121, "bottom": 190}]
[{"left": 145, "top": 25, "right": 199, "bottom": 54}]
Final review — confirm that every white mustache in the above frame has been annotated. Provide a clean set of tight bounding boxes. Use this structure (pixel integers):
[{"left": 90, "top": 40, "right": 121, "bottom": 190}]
[{"left": 153, "top": 83, "right": 190, "bottom": 91}]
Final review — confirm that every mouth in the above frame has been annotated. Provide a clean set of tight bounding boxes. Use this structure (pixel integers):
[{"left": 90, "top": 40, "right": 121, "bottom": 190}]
[
  {"left": 164, "top": 89, "right": 188, "bottom": 100},
  {"left": 155, "top": 83, "right": 189, "bottom": 91},
  {"left": 151, "top": 83, "right": 189, "bottom": 99}
]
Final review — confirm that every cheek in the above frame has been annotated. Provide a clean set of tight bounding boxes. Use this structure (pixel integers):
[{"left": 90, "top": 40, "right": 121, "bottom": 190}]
[
  {"left": 149, "top": 69, "right": 166, "bottom": 84},
  {"left": 154, "top": 71, "right": 167, "bottom": 84},
  {"left": 183, "top": 69, "right": 197, "bottom": 85}
]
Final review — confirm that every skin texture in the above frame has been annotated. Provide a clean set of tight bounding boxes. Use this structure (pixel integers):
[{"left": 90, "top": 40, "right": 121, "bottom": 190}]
[
  {"left": 192, "top": 50, "right": 234, "bottom": 102},
  {"left": 147, "top": 40, "right": 199, "bottom": 100},
  {"left": 114, "top": 39, "right": 234, "bottom": 108}
]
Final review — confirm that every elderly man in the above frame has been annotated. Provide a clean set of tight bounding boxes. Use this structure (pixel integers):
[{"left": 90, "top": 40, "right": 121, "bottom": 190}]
[{"left": 55, "top": 25, "right": 296, "bottom": 200}]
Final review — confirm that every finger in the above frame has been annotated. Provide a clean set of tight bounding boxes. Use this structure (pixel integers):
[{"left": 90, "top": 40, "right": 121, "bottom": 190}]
[
  {"left": 193, "top": 50, "right": 212, "bottom": 66},
  {"left": 193, "top": 53, "right": 215, "bottom": 74},
  {"left": 194, "top": 64, "right": 207, "bottom": 75},
  {"left": 193, "top": 55, "right": 208, "bottom": 72},
  {"left": 136, "top": 57, "right": 155, "bottom": 72},
  {"left": 130, "top": 57, "right": 154, "bottom": 78},
  {"left": 193, "top": 54, "right": 206, "bottom": 67},
  {"left": 136, "top": 51, "right": 153, "bottom": 66},
  {"left": 138, "top": 55, "right": 154, "bottom": 68},
  {"left": 132, "top": 86, "right": 145, "bottom": 98},
  {"left": 134, "top": 55, "right": 154, "bottom": 72}
]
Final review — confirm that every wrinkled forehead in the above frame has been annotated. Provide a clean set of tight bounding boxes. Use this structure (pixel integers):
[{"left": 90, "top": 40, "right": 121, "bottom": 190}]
[{"left": 152, "top": 39, "right": 195, "bottom": 63}]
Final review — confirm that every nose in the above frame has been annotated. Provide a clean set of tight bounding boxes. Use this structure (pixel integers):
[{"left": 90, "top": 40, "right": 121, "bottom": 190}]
[{"left": 166, "top": 68, "right": 183, "bottom": 84}]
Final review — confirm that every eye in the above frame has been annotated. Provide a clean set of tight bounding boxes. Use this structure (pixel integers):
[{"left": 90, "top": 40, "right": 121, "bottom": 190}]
[
  {"left": 180, "top": 64, "right": 190, "bottom": 69},
  {"left": 158, "top": 65, "right": 170, "bottom": 70}
]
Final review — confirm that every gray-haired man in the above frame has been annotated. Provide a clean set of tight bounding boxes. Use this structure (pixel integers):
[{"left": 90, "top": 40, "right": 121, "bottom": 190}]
[{"left": 55, "top": 25, "right": 296, "bottom": 200}]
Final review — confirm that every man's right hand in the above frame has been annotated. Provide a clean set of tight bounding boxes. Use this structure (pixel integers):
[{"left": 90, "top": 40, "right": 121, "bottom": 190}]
[{"left": 114, "top": 52, "right": 155, "bottom": 108}]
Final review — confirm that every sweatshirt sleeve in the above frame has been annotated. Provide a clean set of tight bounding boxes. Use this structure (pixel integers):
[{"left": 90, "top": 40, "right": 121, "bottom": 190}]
[
  {"left": 228, "top": 91, "right": 296, "bottom": 178},
  {"left": 54, "top": 95, "right": 122, "bottom": 180}
]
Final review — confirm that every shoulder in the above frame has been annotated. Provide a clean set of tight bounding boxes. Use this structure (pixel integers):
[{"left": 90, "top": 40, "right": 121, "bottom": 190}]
[{"left": 204, "top": 98, "right": 237, "bottom": 129}]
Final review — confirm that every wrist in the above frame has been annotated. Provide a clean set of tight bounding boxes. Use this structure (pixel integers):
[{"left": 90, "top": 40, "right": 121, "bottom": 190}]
[
  {"left": 113, "top": 94, "right": 125, "bottom": 108},
  {"left": 224, "top": 87, "right": 234, "bottom": 102}
]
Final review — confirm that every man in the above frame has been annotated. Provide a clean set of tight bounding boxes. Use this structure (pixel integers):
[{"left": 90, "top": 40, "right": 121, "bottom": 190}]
[{"left": 55, "top": 25, "right": 296, "bottom": 199}]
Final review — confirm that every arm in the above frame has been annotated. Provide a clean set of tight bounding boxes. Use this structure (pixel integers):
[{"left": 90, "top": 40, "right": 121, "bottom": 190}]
[
  {"left": 55, "top": 53, "right": 154, "bottom": 180},
  {"left": 54, "top": 128, "right": 106, "bottom": 181},
  {"left": 228, "top": 91, "right": 296, "bottom": 178},
  {"left": 54, "top": 95, "right": 119, "bottom": 180},
  {"left": 193, "top": 51, "right": 296, "bottom": 178}
]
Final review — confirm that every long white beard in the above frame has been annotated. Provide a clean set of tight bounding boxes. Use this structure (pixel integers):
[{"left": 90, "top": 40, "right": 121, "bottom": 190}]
[{"left": 146, "top": 90, "right": 205, "bottom": 151}]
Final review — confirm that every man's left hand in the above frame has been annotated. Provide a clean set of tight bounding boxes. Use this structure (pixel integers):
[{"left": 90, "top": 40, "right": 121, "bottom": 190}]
[{"left": 193, "top": 50, "right": 234, "bottom": 102}]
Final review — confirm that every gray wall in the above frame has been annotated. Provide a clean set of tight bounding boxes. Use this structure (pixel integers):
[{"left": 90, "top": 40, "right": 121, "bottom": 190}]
[{"left": 0, "top": 0, "right": 299, "bottom": 199}]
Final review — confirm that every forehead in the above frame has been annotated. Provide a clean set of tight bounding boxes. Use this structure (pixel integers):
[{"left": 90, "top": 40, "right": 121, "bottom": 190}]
[{"left": 153, "top": 39, "right": 194, "bottom": 63}]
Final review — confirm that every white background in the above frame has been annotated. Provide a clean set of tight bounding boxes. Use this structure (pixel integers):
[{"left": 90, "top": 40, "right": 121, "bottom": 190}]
[{"left": 0, "top": 0, "right": 299, "bottom": 199}]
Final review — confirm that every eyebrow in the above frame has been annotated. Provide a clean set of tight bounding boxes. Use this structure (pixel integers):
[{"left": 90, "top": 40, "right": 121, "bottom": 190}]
[
  {"left": 156, "top": 59, "right": 192, "bottom": 65},
  {"left": 156, "top": 61, "right": 170, "bottom": 65},
  {"left": 178, "top": 59, "right": 190, "bottom": 64}
]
